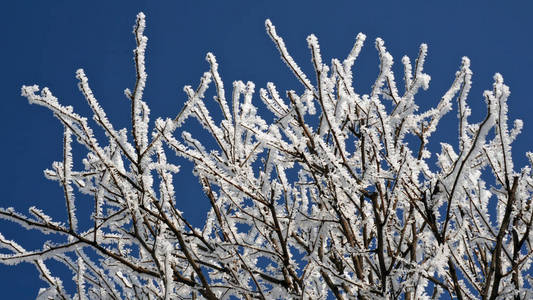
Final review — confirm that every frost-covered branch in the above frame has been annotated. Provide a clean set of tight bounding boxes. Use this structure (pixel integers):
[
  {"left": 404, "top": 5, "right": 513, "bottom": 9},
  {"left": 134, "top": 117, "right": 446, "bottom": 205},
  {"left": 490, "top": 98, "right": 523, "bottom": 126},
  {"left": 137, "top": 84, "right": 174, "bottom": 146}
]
[{"left": 1, "top": 12, "right": 532, "bottom": 300}]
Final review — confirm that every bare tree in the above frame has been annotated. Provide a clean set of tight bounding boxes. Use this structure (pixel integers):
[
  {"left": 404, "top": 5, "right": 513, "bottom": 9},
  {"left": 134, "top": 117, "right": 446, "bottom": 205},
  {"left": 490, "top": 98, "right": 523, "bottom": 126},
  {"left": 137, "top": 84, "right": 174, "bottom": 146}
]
[{"left": 1, "top": 12, "right": 532, "bottom": 299}]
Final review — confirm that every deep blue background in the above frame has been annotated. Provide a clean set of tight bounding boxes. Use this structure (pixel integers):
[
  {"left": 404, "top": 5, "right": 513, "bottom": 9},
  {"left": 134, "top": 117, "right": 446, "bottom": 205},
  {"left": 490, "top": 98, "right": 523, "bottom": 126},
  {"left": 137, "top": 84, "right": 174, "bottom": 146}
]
[{"left": 1, "top": 1, "right": 532, "bottom": 298}]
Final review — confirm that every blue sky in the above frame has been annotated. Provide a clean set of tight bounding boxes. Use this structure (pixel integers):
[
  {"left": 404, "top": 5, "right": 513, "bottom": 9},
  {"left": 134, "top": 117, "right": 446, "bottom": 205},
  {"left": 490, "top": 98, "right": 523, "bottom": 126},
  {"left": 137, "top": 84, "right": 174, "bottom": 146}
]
[{"left": 1, "top": 1, "right": 532, "bottom": 298}]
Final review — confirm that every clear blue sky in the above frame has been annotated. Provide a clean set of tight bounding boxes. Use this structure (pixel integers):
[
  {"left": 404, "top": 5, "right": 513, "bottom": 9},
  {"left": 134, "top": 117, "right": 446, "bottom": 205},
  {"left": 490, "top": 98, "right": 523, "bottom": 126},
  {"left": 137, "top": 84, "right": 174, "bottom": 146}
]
[{"left": 1, "top": 1, "right": 532, "bottom": 298}]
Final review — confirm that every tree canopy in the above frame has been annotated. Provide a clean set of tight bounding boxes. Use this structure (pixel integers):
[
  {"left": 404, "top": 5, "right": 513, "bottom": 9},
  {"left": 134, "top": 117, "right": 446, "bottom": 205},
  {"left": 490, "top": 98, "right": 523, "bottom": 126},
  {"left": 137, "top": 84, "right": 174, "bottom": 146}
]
[{"left": 1, "top": 12, "right": 532, "bottom": 299}]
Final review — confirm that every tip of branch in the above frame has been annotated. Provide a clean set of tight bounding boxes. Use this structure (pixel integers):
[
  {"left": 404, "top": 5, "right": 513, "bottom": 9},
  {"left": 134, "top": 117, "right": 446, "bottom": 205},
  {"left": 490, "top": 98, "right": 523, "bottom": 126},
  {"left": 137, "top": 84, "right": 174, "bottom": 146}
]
[
  {"left": 75, "top": 68, "right": 86, "bottom": 80},
  {"left": 461, "top": 56, "right": 470, "bottom": 68},
  {"left": 375, "top": 37, "right": 385, "bottom": 47},
  {"left": 21, "top": 85, "right": 39, "bottom": 98},
  {"left": 134, "top": 12, "right": 146, "bottom": 35},
  {"left": 493, "top": 72, "right": 504, "bottom": 84},
  {"left": 206, "top": 52, "right": 216, "bottom": 63}
]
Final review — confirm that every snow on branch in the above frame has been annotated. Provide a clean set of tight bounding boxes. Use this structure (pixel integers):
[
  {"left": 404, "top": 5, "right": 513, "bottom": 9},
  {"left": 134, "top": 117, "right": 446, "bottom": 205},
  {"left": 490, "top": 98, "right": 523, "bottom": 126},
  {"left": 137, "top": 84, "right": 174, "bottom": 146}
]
[{"left": 3, "top": 12, "right": 533, "bottom": 300}]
